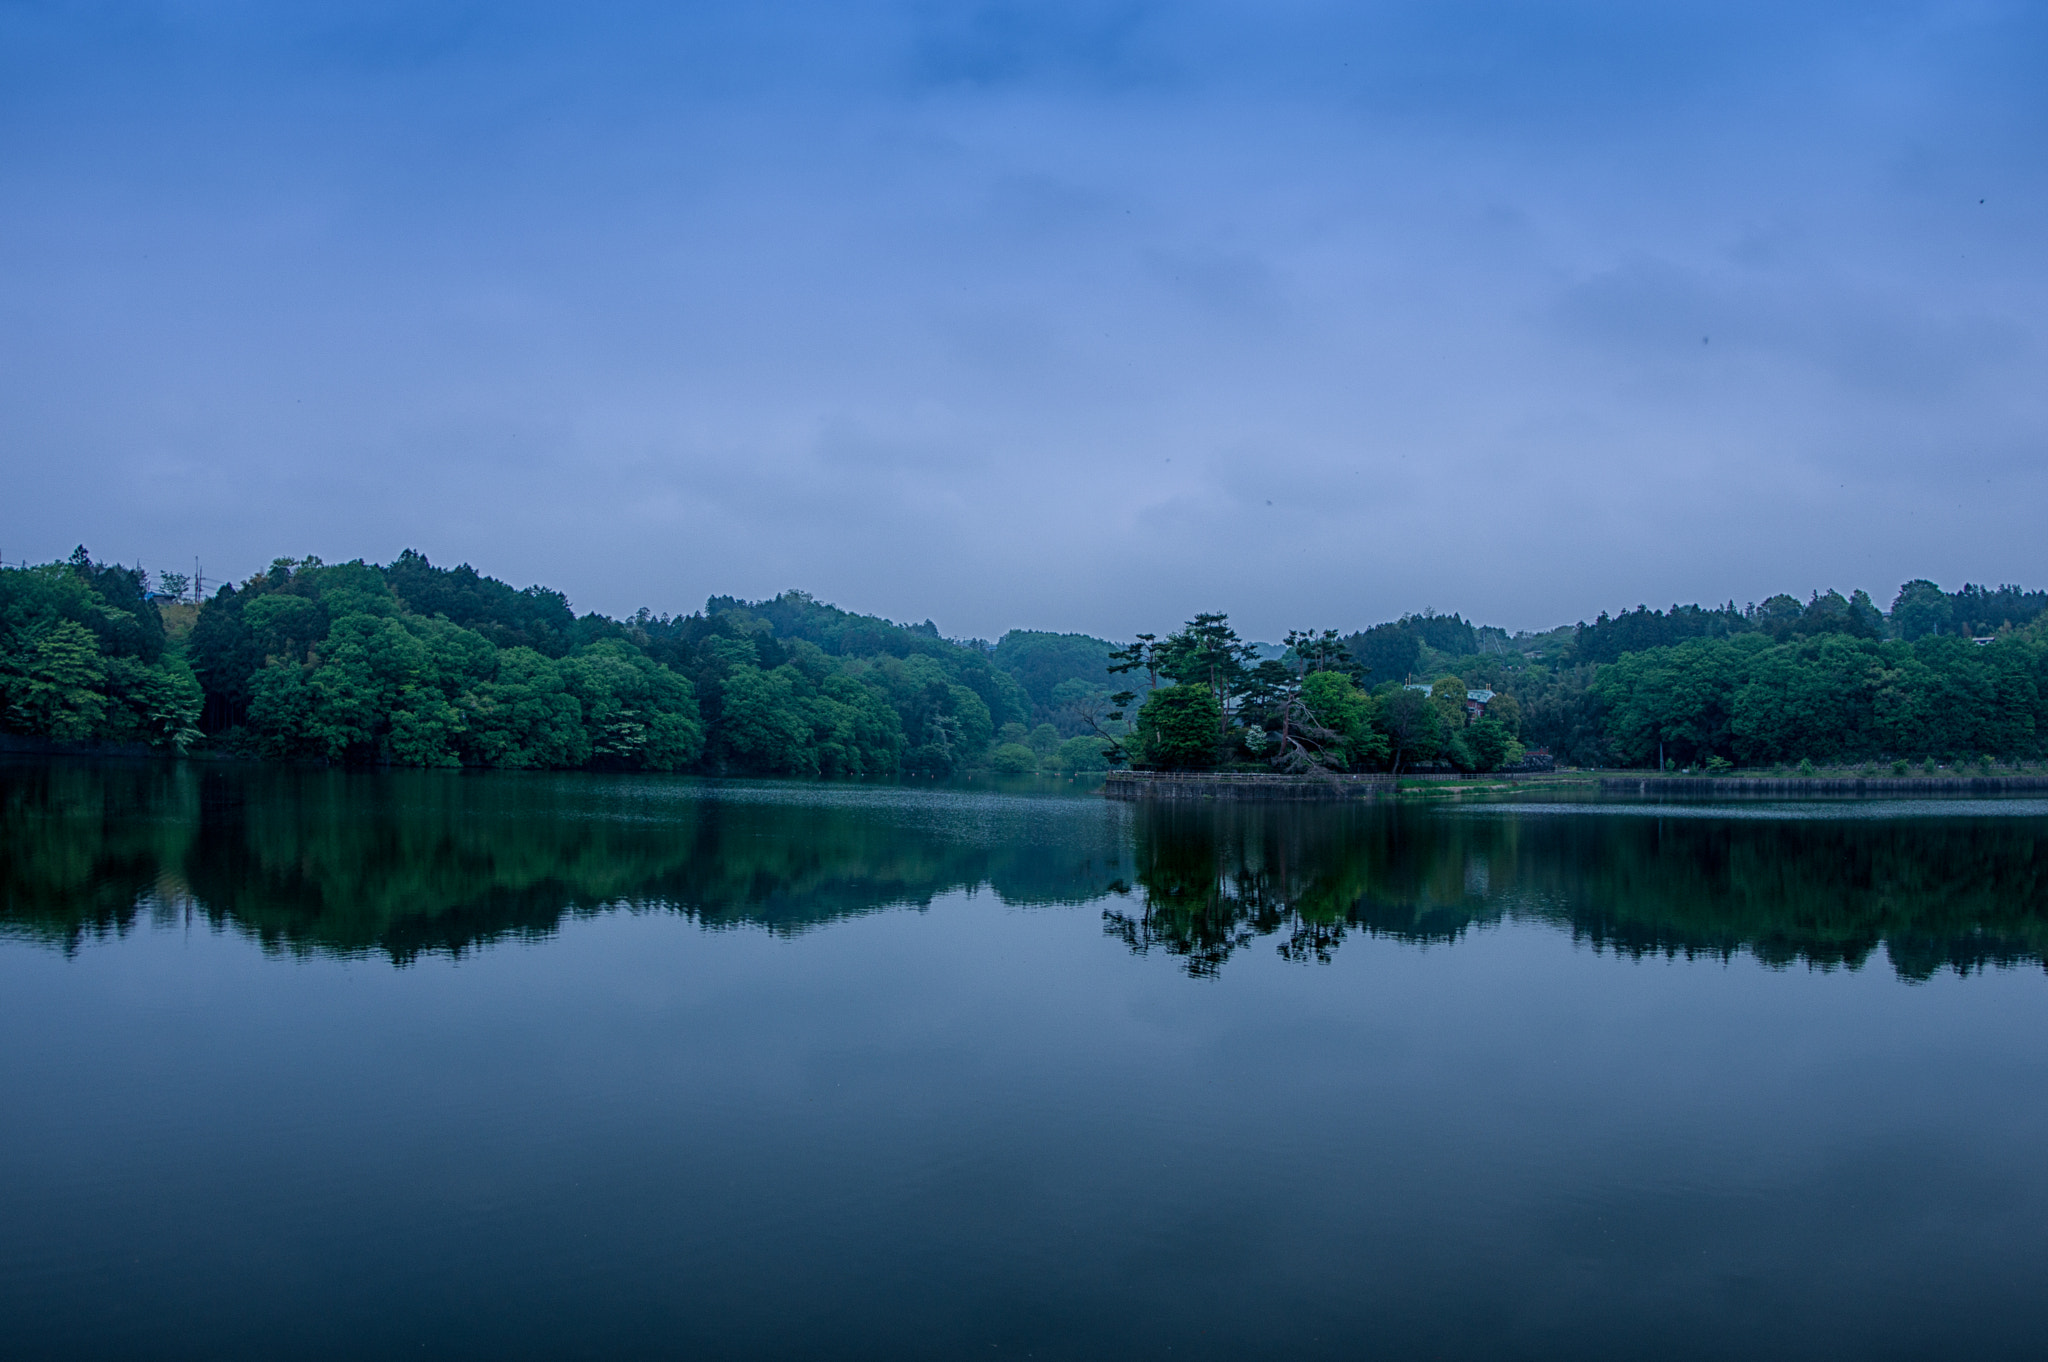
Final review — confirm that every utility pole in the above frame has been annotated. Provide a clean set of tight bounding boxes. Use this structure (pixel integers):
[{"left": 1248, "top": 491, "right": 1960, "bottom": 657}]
[{"left": 192, "top": 557, "right": 204, "bottom": 605}]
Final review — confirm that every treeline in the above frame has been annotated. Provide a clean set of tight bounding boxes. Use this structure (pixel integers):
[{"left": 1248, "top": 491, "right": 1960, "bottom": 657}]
[
  {"left": 7, "top": 545, "right": 2048, "bottom": 772},
  {"left": 0, "top": 548, "right": 1118, "bottom": 776},
  {"left": 1382, "top": 583, "right": 2048, "bottom": 769}
]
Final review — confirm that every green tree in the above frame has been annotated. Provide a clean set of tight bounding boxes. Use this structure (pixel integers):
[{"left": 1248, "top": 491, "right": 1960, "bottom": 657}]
[
  {"left": 1377, "top": 688, "right": 1443, "bottom": 775},
  {"left": 0, "top": 557, "right": 197, "bottom": 750},
  {"left": 1052, "top": 735, "right": 1111, "bottom": 771},
  {"left": 1466, "top": 717, "right": 1516, "bottom": 771},
  {"left": 242, "top": 593, "right": 328, "bottom": 662},
  {"left": 1135, "top": 684, "right": 1224, "bottom": 769},
  {"left": 713, "top": 664, "right": 811, "bottom": 772},
  {"left": 1343, "top": 620, "right": 1421, "bottom": 685},
  {"left": 1593, "top": 636, "right": 1760, "bottom": 767},
  {"left": 993, "top": 631, "right": 1117, "bottom": 718},
  {"left": 989, "top": 742, "right": 1038, "bottom": 773},
  {"left": 1890, "top": 580, "right": 1951, "bottom": 641},
  {"left": 2, "top": 619, "right": 108, "bottom": 741},
  {"left": 1428, "top": 677, "right": 1468, "bottom": 734},
  {"left": 565, "top": 641, "right": 703, "bottom": 771},
  {"left": 463, "top": 648, "right": 589, "bottom": 768},
  {"left": 101, "top": 654, "right": 203, "bottom": 751},
  {"left": 1156, "top": 613, "right": 1258, "bottom": 748},
  {"left": 813, "top": 673, "right": 903, "bottom": 776},
  {"left": 1300, "top": 670, "right": 1389, "bottom": 769}
]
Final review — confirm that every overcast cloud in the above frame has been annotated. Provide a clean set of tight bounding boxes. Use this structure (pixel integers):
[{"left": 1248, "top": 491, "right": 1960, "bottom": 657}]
[{"left": 2, "top": 1, "right": 2043, "bottom": 639}]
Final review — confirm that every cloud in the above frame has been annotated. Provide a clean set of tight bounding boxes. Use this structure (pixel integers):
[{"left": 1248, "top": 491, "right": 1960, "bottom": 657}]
[
  {"left": 1, "top": 1, "right": 2045, "bottom": 637},
  {"left": 1550, "top": 254, "right": 2030, "bottom": 398}
]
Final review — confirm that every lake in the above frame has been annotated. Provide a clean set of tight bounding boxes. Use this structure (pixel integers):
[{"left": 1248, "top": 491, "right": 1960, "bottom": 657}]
[{"left": 5, "top": 758, "right": 2048, "bottom": 1360}]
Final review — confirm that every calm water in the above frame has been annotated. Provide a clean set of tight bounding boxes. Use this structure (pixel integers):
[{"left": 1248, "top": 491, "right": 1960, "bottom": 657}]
[{"left": 5, "top": 760, "right": 2048, "bottom": 1360}]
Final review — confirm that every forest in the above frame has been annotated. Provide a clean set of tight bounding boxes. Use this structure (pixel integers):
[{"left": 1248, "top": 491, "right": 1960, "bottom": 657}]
[{"left": 3, "top": 546, "right": 2046, "bottom": 774}]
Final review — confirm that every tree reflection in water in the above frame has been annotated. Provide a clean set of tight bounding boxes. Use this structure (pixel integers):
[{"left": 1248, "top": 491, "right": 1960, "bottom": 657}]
[
  {"left": 1106, "top": 801, "right": 1507, "bottom": 977},
  {"left": 1109, "top": 798, "right": 2048, "bottom": 980},
  {"left": 4, "top": 759, "right": 2047, "bottom": 981},
  {"left": 0, "top": 760, "right": 1130, "bottom": 960}
]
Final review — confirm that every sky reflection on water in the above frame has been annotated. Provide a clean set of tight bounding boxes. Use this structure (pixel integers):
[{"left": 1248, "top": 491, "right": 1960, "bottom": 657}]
[
  {"left": 5, "top": 761, "right": 2047, "bottom": 982},
  {"left": 4, "top": 760, "right": 2048, "bottom": 1358}
]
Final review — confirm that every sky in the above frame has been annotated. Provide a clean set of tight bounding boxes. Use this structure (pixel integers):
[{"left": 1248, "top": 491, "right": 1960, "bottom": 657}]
[{"left": 2, "top": 1, "right": 2044, "bottom": 641}]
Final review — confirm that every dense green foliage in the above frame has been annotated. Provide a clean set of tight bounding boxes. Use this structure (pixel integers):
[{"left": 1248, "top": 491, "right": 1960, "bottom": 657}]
[
  {"left": 1108, "top": 615, "right": 1520, "bottom": 774},
  {"left": 992, "top": 630, "right": 1118, "bottom": 731},
  {"left": 188, "top": 556, "right": 704, "bottom": 770},
  {"left": 9, "top": 545, "right": 2048, "bottom": 772},
  {"left": 1134, "top": 683, "right": 1224, "bottom": 768},
  {"left": 0, "top": 550, "right": 200, "bottom": 750},
  {"left": 1336, "top": 580, "right": 2048, "bottom": 770},
  {"left": 3, "top": 548, "right": 1119, "bottom": 776},
  {"left": 1590, "top": 631, "right": 2048, "bottom": 768}
]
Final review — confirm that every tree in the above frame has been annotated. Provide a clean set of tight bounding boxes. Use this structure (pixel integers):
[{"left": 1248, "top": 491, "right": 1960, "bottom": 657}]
[
  {"left": 464, "top": 648, "right": 589, "bottom": 768},
  {"left": 1592, "top": 636, "right": 1759, "bottom": 767},
  {"left": 101, "top": 654, "right": 203, "bottom": 750},
  {"left": 1, "top": 558, "right": 198, "bottom": 749},
  {"left": 1300, "top": 670, "right": 1388, "bottom": 770},
  {"left": 1052, "top": 735, "right": 1111, "bottom": 772},
  {"left": 1846, "top": 589, "right": 1887, "bottom": 639},
  {"left": 993, "top": 631, "right": 1117, "bottom": 719},
  {"left": 713, "top": 664, "right": 813, "bottom": 772},
  {"left": 1135, "top": 684, "right": 1223, "bottom": 769},
  {"left": 2, "top": 619, "right": 107, "bottom": 741},
  {"left": 1378, "top": 688, "right": 1443, "bottom": 776},
  {"left": 1092, "top": 632, "right": 1165, "bottom": 764},
  {"left": 1754, "top": 594, "right": 1807, "bottom": 641},
  {"left": 1253, "top": 630, "right": 1368, "bottom": 773},
  {"left": 1466, "top": 717, "right": 1517, "bottom": 771},
  {"left": 243, "top": 593, "right": 328, "bottom": 663},
  {"left": 1890, "top": 580, "right": 1951, "bottom": 641},
  {"left": 1428, "top": 676, "right": 1468, "bottom": 732},
  {"left": 565, "top": 641, "right": 703, "bottom": 771},
  {"left": 1156, "top": 613, "right": 1259, "bottom": 748},
  {"left": 1407, "top": 610, "right": 1477, "bottom": 656},
  {"left": 1345, "top": 620, "right": 1421, "bottom": 684},
  {"left": 989, "top": 742, "right": 1038, "bottom": 773}
]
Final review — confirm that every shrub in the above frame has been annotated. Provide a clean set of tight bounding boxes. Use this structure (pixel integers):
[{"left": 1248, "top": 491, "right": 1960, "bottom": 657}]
[
  {"left": 1053, "top": 735, "right": 1110, "bottom": 772},
  {"left": 989, "top": 742, "right": 1039, "bottom": 773}
]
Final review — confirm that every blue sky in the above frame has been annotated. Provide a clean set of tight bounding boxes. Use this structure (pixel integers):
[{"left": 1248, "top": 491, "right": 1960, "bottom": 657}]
[{"left": 3, "top": 1, "right": 2043, "bottom": 639}]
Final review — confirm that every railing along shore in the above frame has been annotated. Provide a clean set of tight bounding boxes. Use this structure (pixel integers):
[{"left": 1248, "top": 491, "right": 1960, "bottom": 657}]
[
  {"left": 1102, "top": 770, "right": 1396, "bottom": 800},
  {"left": 1601, "top": 775, "right": 2048, "bottom": 796}
]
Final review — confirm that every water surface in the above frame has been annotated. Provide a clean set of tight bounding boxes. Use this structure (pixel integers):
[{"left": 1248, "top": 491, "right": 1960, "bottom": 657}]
[{"left": 4, "top": 760, "right": 2047, "bottom": 1359}]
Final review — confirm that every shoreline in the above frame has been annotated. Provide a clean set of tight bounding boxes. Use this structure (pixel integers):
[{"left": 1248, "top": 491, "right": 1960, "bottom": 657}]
[{"left": 1600, "top": 775, "right": 2048, "bottom": 796}]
